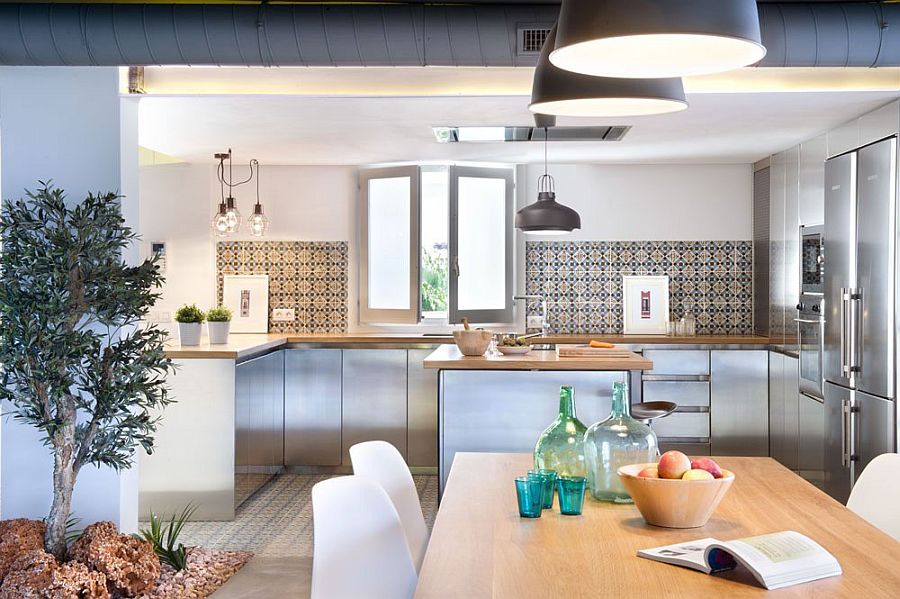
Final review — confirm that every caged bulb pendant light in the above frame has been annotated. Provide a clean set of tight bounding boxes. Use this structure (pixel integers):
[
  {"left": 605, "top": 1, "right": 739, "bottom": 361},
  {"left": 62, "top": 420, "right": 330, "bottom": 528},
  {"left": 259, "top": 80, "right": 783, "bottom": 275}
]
[
  {"left": 247, "top": 159, "right": 269, "bottom": 237},
  {"left": 211, "top": 155, "right": 231, "bottom": 237},
  {"left": 529, "top": 25, "right": 687, "bottom": 118},
  {"left": 550, "top": 0, "right": 766, "bottom": 79},
  {"left": 223, "top": 153, "right": 242, "bottom": 234},
  {"left": 515, "top": 129, "right": 581, "bottom": 235}
]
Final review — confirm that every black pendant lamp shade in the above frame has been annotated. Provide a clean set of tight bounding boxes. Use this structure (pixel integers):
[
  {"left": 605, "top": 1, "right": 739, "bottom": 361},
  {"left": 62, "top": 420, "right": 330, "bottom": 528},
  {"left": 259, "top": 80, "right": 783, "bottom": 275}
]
[
  {"left": 530, "top": 26, "right": 687, "bottom": 117},
  {"left": 551, "top": 0, "right": 766, "bottom": 79},
  {"left": 516, "top": 132, "right": 581, "bottom": 235}
]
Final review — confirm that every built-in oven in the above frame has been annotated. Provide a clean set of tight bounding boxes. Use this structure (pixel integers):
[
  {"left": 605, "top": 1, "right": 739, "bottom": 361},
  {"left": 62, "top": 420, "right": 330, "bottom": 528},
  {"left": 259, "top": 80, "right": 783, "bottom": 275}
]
[
  {"left": 796, "top": 296, "right": 824, "bottom": 399},
  {"left": 800, "top": 225, "right": 825, "bottom": 295}
]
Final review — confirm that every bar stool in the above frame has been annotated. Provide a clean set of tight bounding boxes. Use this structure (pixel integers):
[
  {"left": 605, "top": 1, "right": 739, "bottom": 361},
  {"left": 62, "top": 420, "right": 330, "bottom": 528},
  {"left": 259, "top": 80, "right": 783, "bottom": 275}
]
[{"left": 631, "top": 401, "right": 677, "bottom": 424}]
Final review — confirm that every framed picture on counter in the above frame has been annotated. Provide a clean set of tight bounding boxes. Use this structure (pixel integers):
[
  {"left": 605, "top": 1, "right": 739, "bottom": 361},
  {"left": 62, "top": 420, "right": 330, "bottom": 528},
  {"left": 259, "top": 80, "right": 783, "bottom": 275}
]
[
  {"left": 622, "top": 275, "right": 669, "bottom": 335},
  {"left": 222, "top": 274, "right": 269, "bottom": 333}
]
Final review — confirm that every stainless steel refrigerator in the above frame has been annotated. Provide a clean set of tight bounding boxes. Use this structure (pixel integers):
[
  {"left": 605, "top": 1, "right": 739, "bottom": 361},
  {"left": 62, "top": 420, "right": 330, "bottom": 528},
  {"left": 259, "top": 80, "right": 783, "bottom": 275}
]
[{"left": 822, "top": 136, "right": 898, "bottom": 504}]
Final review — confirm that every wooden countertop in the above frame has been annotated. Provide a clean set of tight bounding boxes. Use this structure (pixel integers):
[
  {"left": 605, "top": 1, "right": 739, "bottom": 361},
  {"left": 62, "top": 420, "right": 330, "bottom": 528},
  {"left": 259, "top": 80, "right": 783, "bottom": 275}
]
[
  {"left": 415, "top": 453, "right": 900, "bottom": 599},
  {"left": 423, "top": 344, "right": 654, "bottom": 371},
  {"left": 164, "top": 332, "right": 770, "bottom": 359}
]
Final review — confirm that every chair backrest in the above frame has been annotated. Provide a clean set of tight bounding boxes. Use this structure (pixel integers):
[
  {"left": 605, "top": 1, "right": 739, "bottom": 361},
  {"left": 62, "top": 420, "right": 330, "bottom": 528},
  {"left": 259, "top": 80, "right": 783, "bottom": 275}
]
[
  {"left": 350, "top": 440, "right": 430, "bottom": 572},
  {"left": 311, "top": 476, "right": 418, "bottom": 599},
  {"left": 847, "top": 452, "right": 900, "bottom": 541}
]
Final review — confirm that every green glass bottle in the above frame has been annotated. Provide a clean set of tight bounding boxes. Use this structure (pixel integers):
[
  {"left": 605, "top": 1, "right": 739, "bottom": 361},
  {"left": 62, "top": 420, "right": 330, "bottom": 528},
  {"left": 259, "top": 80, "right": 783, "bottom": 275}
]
[
  {"left": 584, "top": 381, "right": 658, "bottom": 503},
  {"left": 533, "top": 386, "right": 587, "bottom": 477}
]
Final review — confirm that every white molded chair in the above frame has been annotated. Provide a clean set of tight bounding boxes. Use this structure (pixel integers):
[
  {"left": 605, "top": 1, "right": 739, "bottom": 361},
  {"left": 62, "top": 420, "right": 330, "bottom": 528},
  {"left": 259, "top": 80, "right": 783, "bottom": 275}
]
[
  {"left": 847, "top": 453, "right": 900, "bottom": 541},
  {"left": 350, "top": 440, "right": 430, "bottom": 572},
  {"left": 311, "top": 476, "right": 418, "bottom": 599}
]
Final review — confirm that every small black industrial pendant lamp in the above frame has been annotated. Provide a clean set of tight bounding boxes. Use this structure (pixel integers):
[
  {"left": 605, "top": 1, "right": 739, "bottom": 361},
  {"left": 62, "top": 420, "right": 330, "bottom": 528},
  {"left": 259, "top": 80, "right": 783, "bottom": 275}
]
[
  {"left": 515, "top": 130, "right": 581, "bottom": 235},
  {"left": 530, "top": 25, "right": 687, "bottom": 117}
]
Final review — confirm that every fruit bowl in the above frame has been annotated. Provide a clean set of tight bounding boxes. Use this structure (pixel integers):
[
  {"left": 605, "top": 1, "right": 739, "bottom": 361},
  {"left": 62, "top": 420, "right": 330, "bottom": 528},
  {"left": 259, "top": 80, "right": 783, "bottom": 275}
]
[
  {"left": 497, "top": 345, "right": 531, "bottom": 355},
  {"left": 617, "top": 462, "right": 735, "bottom": 529}
]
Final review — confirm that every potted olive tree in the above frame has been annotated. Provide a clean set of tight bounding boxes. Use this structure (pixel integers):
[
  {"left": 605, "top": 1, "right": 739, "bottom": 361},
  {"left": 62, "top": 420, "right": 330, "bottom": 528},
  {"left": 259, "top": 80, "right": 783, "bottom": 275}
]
[
  {"left": 0, "top": 183, "right": 174, "bottom": 559},
  {"left": 175, "top": 304, "right": 205, "bottom": 346},
  {"left": 206, "top": 306, "right": 232, "bottom": 344}
]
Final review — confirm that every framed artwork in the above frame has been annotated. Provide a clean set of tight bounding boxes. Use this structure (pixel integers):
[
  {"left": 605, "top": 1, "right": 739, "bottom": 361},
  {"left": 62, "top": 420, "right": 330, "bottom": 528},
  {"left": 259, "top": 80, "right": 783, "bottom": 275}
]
[
  {"left": 222, "top": 274, "right": 269, "bottom": 333},
  {"left": 622, "top": 275, "right": 669, "bottom": 335}
]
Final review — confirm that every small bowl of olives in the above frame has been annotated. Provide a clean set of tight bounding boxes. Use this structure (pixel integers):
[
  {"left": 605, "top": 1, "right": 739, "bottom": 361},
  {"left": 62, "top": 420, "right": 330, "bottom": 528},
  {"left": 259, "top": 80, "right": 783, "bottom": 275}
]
[{"left": 497, "top": 336, "right": 532, "bottom": 355}]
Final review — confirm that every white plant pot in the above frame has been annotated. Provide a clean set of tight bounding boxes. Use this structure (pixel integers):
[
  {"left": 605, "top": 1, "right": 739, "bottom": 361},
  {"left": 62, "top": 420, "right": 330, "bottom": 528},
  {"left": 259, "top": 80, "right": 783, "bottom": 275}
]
[
  {"left": 178, "top": 322, "right": 202, "bottom": 346},
  {"left": 207, "top": 321, "right": 231, "bottom": 345}
]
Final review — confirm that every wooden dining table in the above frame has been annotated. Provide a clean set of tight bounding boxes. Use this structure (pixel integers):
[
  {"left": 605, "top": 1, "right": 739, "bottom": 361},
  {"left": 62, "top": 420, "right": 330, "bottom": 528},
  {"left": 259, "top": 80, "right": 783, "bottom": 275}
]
[{"left": 414, "top": 453, "right": 900, "bottom": 598}]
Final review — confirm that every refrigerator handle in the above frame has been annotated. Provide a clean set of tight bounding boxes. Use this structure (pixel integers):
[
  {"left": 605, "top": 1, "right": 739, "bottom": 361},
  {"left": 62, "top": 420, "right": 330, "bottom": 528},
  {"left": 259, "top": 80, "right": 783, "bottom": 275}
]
[
  {"left": 841, "top": 398, "right": 859, "bottom": 467},
  {"left": 849, "top": 289, "right": 861, "bottom": 374},
  {"left": 840, "top": 288, "right": 850, "bottom": 377}
]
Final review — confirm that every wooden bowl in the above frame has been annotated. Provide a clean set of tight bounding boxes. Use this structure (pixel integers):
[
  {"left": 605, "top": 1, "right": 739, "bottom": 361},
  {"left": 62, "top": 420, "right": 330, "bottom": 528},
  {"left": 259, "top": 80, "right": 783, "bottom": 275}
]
[
  {"left": 452, "top": 330, "right": 492, "bottom": 356},
  {"left": 617, "top": 463, "right": 735, "bottom": 528},
  {"left": 497, "top": 345, "right": 531, "bottom": 355}
]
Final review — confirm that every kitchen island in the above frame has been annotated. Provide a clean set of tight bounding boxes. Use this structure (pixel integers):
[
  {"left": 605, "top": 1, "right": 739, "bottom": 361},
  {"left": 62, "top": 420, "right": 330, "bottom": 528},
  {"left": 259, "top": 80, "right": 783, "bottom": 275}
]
[{"left": 424, "top": 345, "right": 654, "bottom": 490}]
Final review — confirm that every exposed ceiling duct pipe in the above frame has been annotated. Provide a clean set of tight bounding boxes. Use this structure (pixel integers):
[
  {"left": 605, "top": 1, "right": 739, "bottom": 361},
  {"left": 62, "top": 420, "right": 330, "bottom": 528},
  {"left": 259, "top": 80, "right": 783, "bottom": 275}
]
[{"left": 0, "top": 2, "right": 899, "bottom": 68}]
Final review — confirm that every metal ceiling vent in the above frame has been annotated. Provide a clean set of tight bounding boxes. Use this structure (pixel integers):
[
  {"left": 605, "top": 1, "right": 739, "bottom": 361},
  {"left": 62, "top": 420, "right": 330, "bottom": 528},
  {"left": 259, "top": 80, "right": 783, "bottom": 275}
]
[{"left": 517, "top": 23, "right": 554, "bottom": 55}]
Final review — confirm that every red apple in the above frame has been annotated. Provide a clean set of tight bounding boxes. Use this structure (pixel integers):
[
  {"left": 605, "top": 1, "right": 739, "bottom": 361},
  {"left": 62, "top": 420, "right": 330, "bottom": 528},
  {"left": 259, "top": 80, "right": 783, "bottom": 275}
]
[
  {"left": 657, "top": 450, "right": 692, "bottom": 480},
  {"left": 637, "top": 466, "right": 659, "bottom": 478},
  {"left": 691, "top": 457, "right": 724, "bottom": 479}
]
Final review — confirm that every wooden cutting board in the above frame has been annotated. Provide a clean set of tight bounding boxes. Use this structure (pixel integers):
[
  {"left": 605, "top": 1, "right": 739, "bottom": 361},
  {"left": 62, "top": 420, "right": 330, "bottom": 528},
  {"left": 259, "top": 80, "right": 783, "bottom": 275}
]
[{"left": 557, "top": 345, "right": 634, "bottom": 358}]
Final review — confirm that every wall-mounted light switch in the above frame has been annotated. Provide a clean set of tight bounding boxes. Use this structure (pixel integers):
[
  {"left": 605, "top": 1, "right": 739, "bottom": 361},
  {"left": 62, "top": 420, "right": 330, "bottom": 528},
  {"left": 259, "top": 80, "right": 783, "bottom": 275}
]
[
  {"left": 273, "top": 308, "right": 296, "bottom": 322},
  {"left": 526, "top": 315, "right": 544, "bottom": 329}
]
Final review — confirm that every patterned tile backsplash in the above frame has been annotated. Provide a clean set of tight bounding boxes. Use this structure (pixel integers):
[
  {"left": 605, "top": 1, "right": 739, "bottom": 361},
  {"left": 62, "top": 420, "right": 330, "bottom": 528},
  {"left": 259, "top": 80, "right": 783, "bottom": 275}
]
[
  {"left": 217, "top": 241, "right": 349, "bottom": 334},
  {"left": 526, "top": 241, "right": 753, "bottom": 335}
]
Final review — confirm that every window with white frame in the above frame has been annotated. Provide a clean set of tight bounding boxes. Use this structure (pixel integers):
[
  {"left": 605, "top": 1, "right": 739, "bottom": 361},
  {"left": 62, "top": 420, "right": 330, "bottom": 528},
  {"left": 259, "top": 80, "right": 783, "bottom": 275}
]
[{"left": 359, "top": 165, "right": 514, "bottom": 325}]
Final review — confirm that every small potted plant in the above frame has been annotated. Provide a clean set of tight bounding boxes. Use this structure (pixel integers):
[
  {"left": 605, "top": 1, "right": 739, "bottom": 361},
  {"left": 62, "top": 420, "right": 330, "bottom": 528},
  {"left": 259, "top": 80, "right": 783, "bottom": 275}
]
[
  {"left": 174, "top": 304, "right": 205, "bottom": 346},
  {"left": 206, "top": 306, "right": 233, "bottom": 345}
]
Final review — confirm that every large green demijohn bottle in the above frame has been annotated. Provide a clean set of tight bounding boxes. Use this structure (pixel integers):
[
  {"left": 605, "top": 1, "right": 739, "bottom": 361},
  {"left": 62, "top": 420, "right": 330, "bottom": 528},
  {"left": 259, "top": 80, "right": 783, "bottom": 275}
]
[
  {"left": 584, "top": 381, "right": 658, "bottom": 503},
  {"left": 533, "top": 385, "right": 587, "bottom": 477}
]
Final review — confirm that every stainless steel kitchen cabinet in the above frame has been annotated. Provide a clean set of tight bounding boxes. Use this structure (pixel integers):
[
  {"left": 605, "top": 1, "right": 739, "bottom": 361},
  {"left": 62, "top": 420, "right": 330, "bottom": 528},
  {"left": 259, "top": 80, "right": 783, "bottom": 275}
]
[
  {"left": 769, "top": 352, "right": 800, "bottom": 469},
  {"left": 284, "top": 349, "right": 342, "bottom": 466},
  {"left": 341, "top": 349, "right": 409, "bottom": 464},
  {"left": 770, "top": 151, "right": 787, "bottom": 344},
  {"left": 799, "top": 135, "right": 826, "bottom": 226},
  {"left": 798, "top": 392, "right": 825, "bottom": 488},
  {"left": 643, "top": 350, "right": 709, "bottom": 375},
  {"left": 407, "top": 349, "right": 439, "bottom": 467},
  {"left": 710, "top": 350, "right": 768, "bottom": 456},
  {"left": 234, "top": 358, "right": 251, "bottom": 506}
]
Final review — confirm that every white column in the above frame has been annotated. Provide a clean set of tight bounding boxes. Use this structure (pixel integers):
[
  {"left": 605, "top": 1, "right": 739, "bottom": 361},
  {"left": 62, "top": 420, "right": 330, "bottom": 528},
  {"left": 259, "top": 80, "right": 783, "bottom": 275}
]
[{"left": 0, "top": 67, "right": 141, "bottom": 533}]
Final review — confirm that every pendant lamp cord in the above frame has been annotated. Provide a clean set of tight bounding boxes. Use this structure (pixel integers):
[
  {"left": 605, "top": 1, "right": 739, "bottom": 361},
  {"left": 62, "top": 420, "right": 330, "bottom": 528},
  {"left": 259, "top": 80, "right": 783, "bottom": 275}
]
[
  {"left": 251, "top": 159, "right": 260, "bottom": 207},
  {"left": 538, "top": 127, "right": 554, "bottom": 195}
]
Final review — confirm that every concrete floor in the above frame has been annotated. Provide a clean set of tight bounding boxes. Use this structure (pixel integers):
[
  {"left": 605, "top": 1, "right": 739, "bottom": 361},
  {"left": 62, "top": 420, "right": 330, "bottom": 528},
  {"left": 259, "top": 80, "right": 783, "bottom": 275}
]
[{"left": 211, "top": 557, "right": 311, "bottom": 598}]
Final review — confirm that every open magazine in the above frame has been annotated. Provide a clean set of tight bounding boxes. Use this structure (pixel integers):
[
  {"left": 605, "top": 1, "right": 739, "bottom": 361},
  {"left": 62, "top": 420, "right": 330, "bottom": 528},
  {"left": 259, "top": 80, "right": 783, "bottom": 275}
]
[{"left": 638, "top": 531, "right": 841, "bottom": 590}]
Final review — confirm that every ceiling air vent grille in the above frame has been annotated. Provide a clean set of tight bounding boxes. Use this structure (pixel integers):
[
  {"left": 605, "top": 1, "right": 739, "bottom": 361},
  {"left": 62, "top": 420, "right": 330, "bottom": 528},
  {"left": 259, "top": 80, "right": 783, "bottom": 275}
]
[{"left": 517, "top": 24, "right": 552, "bottom": 55}]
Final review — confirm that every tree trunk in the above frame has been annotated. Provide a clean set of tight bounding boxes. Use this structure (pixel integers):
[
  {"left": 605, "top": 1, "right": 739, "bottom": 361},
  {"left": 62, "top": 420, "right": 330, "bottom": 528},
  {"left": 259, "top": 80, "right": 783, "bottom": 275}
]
[{"left": 45, "top": 425, "right": 78, "bottom": 561}]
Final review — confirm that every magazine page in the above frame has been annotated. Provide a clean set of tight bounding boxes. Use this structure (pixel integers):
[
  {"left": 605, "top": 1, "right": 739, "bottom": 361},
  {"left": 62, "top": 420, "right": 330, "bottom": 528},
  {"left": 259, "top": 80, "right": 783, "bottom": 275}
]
[{"left": 638, "top": 538, "right": 734, "bottom": 574}]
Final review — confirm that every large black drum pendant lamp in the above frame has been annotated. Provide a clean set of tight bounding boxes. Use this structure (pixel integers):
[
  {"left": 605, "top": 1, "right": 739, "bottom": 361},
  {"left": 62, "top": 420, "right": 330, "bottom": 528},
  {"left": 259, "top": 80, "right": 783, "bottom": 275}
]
[
  {"left": 550, "top": 0, "right": 766, "bottom": 79},
  {"left": 515, "top": 131, "right": 581, "bottom": 235},
  {"left": 530, "top": 26, "right": 687, "bottom": 117}
]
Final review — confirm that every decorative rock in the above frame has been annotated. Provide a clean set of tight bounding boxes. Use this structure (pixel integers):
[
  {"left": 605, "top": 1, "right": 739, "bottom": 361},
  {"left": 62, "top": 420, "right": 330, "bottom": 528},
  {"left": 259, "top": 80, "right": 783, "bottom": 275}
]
[
  {"left": 0, "top": 549, "right": 108, "bottom": 599},
  {"left": 0, "top": 519, "right": 45, "bottom": 583},
  {"left": 69, "top": 522, "right": 160, "bottom": 597},
  {"left": 134, "top": 548, "right": 252, "bottom": 599}
]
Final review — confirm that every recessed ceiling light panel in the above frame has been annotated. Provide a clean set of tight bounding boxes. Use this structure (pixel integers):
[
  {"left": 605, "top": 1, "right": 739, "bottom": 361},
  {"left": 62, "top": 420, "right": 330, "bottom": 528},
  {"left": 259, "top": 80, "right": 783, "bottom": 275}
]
[{"left": 551, "top": 0, "right": 766, "bottom": 79}]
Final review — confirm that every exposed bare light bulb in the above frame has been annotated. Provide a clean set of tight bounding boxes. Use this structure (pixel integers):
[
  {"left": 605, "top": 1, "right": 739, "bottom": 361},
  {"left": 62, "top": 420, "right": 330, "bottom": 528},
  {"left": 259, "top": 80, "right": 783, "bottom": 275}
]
[
  {"left": 224, "top": 196, "right": 242, "bottom": 233},
  {"left": 211, "top": 201, "right": 230, "bottom": 237},
  {"left": 248, "top": 203, "right": 268, "bottom": 237}
]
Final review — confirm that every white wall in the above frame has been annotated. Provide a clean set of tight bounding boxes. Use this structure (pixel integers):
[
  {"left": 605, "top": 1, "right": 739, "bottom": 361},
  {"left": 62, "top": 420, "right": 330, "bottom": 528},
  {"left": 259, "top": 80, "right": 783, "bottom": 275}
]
[
  {"left": 140, "top": 163, "right": 358, "bottom": 334},
  {"left": 522, "top": 163, "right": 753, "bottom": 241},
  {"left": 0, "top": 67, "right": 140, "bottom": 532}
]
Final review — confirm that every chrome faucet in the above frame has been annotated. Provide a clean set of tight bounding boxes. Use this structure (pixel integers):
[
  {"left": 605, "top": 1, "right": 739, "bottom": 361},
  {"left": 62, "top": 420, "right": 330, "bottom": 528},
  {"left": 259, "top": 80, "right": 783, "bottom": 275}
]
[{"left": 512, "top": 295, "right": 549, "bottom": 336}]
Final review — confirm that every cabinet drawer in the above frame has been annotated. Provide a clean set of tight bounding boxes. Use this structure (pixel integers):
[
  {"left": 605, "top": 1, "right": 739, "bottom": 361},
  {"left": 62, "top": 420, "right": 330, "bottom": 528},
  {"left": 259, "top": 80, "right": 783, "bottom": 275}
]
[
  {"left": 659, "top": 442, "right": 710, "bottom": 457},
  {"left": 651, "top": 412, "right": 710, "bottom": 439},
  {"left": 643, "top": 381, "right": 709, "bottom": 407},
  {"left": 644, "top": 350, "right": 709, "bottom": 375}
]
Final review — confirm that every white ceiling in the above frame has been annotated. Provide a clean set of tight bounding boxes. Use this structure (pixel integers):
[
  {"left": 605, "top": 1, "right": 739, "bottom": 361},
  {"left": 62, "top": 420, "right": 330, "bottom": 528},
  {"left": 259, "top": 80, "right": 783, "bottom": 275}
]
[{"left": 138, "top": 86, "right": 900, "bottom": 166}]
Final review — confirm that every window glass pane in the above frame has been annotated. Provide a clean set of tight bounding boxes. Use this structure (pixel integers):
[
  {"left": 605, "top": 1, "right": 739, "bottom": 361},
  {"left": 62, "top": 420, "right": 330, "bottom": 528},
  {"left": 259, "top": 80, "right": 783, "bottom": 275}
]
[
  {"left": 457, "top": 176, "right": 506, "bottom": 311},
  {"left": 421, "top": 170, "right": 449, "bottom": 317},
  {"left": 368, "top": 176, "right": 410, "bottom": 310}
]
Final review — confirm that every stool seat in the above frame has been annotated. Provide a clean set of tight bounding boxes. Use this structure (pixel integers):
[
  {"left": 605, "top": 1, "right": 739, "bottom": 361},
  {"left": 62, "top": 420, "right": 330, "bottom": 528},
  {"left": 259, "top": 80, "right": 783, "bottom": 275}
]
[{"left": 632, "top": 401, "right": 677, "bottom": 422}]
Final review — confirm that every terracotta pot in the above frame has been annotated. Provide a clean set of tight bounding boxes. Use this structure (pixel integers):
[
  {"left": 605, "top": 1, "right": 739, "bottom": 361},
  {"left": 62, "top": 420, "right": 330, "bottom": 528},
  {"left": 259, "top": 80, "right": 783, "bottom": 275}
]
[
  {"left": 207, "top": 321, "right": 231, "bottom": 345},
  {"left": 452, "top": 330, "right": 492, "bottom": 356},
  {"left": 617, "top": 462, "right": 735, "bottom": 528},
  {"left": 178, "top": 322, "right": 202, "bottom": 346}
]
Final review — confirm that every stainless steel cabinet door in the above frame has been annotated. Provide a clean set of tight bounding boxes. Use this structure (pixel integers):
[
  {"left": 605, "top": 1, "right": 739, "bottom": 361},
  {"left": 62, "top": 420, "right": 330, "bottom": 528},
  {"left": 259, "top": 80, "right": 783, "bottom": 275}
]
[
  {"left": 265, "top": 351, "right": 285, "bottom": 471},
  {"left": 855, "top": 137, "right": 896, "bottom": 399},
  {"left": 770, "top": 152, "right": 787, "bottom": 344},
  {"left": 710, "top": 350, "right": 769, "bottom": 456},
  {"left": 823, "top": 151, "right": 855, "bottom": 388},
  {"left": 854, "top": 391, "right": 896, "bottom": 484},
  {"left": 284, "top": 349, "right": 342, "bottom": 466},
  {"left": 234, "top": 361, "right": 251, "bottom": 506},
  {"left": 798, "top": 393, "right": 825, "bottom": 488},
  {"left": 800, "top": 135, "right": 826, "bottom": 226},
  {"left": 341, "top": 349, "right": 408, "bottom": 465},
  {"left": 824, "top": 382, "right": 853, "bottom": 504},
  {"left": 407, "top": 349, "right": 439, "bottom": 468},
  {"left": 785, "top": 146, "right": 801, "bottom": 348},
  {"left": 782, "top": 355, "right": 800, "bottom": 469},
  {"left": 768, "top": 352, "right": 785, "bottom": 461}
]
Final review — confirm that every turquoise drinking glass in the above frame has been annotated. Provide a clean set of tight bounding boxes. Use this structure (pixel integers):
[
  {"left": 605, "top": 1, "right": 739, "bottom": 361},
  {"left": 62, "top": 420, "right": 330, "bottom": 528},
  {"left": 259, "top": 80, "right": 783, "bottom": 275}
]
[
  {"left": 528, "top": 469, "right": 558, "bottom": 509},
  {"left": 515, "top": 476, "right": 543, "bottom": 518},
  {"left": 557, "top": 476, "right": 587, "bottom": 516}
]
